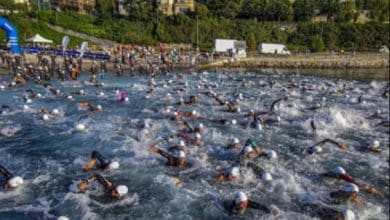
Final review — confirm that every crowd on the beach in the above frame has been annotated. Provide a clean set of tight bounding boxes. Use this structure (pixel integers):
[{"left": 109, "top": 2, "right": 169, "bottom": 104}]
[{"left": 0, "top": 49, "right": 389, "bottom": 220}]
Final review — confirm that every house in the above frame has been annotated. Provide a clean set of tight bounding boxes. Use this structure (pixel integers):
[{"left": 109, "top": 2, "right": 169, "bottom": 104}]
[
  {"left": 51, "top": 0, "right": 96, "bottom": 14},
  {"left": 157, "top": 0, "right": 195, "bottom": 15}
]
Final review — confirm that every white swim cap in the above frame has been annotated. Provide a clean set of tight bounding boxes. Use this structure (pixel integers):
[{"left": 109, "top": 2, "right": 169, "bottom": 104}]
[
  {"left": 231, "top": 119, "right": 237, "bottom": 125},
  {"left": 266, "top": 150, "right": 278, "bottom": 159},
  {"left": 56, "top": 89, "right": 61, "bottom": 94},
  {"left": 333, "top": 166, "right": 346, "bottom": 175},
  {"left": 192, "top": 110, "right": 197, "bottom": 116},
  {"left": 310, "top": 145, "right": 322, "bottom": 153},
  {"left": 232, "top": 138, "right": 239, "bottom": 144},
  {"left": 243, "top": 146, "right": 253, "bottom": 154},
  {"left": 108, "top": 161, "right": 120, "bottom": 170},
  {"left": 7, "top": 176, "right": 24, "bottom": 188},
  {"left": 376, "top": 109, "right": 381, "bottom": 114},
  {"left": 250, "top": 109, "right": 254, "bottom": 113},
  {"left": 75, "top": 123, "right": 86, "bottom": 131},
  {"left": 276, "top": 116, "right": 281, "bottom": 122},
  {"left": 0, "top": 85, "right": 5, "bottom": 89},
  {"left": 99, "top": 92, "right": 104, "bottom": 96},
  {"left": 11, "top": 82, "right": 16, "bottom": 86},
  {"left": 124, "top": 97, "right": 129, "bottom": 102},
  {"left": 79, "top": 89, "right": 85, "bottom": 95},
  {"left": 230, "top": 167, "right": 240, "bottom": 177},
  {"left": 256, "top": 123, "right": 263, "bottom": 130},
  {"left": 197, "top": 123, "right": 204, "bottom": 129},
  {"left": 96, "top": 105, "right": 102, "bottom": 111},
  {"left": 173, "top": 112, "right": 178, "bottom": 116},
  {"left": 179, "top": 140, "right": 186, "bottom": 147},
  {"left": 42, "top": 114, "right": 50, "bottom": 121},
  {"left": 344, "top": 183, "right": 359, "bottom": 193},
  {"left": 369, "top": 140, "right": 380, "bottom": 147},
  {"left": 342, "top": 209, "right": 355, "bottom": 220},
  {"left": 67, "top": 95, "right": 73, "bottom": 99},
  {"left": 116, "top": 185, "right": 128, "bottom": 197},
  {"left": 176, "top": 150, "right": 186, "bottom": 158},
  {"left": 180, "top": 98, "right": 184, "bottom": 102},
  {"left": 234, "top": 192, "right": 248, "bottom": 204},
  {"left": 36, "top": 93, "right": 42, "bottom": 98},
  {"left": 195, "top": 133, "right": 202, "bottom": 139},
  {"left": 52, "top": 109, "right": 60, "bottom": 115},
  {"left": 261, "top": 172, "right": 273, "bottom": 182},
  {"left": 23, "top": 105, "right": 29, "bottom": 110},
  {"left": 236, "top": 107, "right": 241, "bottom": 113},
  {"left": 57, "top": 216, "right": 69, "bottom": 220},
  {"left": 26, "top": 98, "right": 32, "bottom": 103}
]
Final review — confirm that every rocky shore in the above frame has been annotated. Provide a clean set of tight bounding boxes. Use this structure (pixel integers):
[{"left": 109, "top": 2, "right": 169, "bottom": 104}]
[{"left": 198, "top": 53, "right": 389, "bottom": 70}]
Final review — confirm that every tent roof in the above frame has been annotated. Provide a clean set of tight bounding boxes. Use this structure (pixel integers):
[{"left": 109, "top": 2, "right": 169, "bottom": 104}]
[{"left": 25, "top": 34, "right": 53, "bottom": 44}]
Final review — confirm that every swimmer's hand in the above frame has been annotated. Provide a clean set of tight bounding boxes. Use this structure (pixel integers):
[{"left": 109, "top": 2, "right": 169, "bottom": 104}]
[
  {"left": 83, "top": 159, "right": 96, "bottom": 171},
  {"left": 149, "top": 145, "right": 159, "bottom": 153},
  {"left": 337, "top": 143, "right": 349, "bottom": 149},
  {"left": 367, "top": 187, "right": 383, "bottom": 197}
]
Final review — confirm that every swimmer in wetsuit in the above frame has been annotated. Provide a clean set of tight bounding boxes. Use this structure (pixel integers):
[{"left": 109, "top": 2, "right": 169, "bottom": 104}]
[
  {"left": 224, "top": 192, "right": 270, "bottom": 215},
  {"left": 0, "top": 164, "right": 24, "bottom": 189},
  {"left": 321, "top": 166, "right": 382, "bottom": 197},
  {"left": 70, "top": 174, "right": 128, "bottom": 198},
  {"left": 83, "top": 151, "right": 120, "bottom": 171},
  {"left": 149, "top": 145, "right": 186, "bottom": 167}
]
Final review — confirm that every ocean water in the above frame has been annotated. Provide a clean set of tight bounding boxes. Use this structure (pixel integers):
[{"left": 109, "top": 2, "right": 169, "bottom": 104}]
[{"left": 0, "top": 70, "right": 388, "bottom": 220}]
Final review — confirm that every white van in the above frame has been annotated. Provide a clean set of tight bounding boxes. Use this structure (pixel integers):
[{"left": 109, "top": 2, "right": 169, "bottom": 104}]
[{"left": 259, "top": 43, "right": 290, "bottom": 55}]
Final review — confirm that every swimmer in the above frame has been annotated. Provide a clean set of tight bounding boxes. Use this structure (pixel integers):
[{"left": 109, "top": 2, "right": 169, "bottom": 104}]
[
  {"left": 70, "top": 174, "right": 128, "bottom": 198},
  {"left": 78, "top": 102, "right": 102, "bottom": 112},
  {"left": 246, "top": 161, "right": 273, "bottom": 182},
  {"left": 316, "top": 139, "right": 349, "bottom": 150},
  {"left": 178, "top": 121, "right": 195, "bottom": 133},
  {"left": 214, "top": 167, "right": 240, "bottom": 182},
  {"left": 0, "top": 164, "right": 24, "bottom": 189},
  {"left": 224, "top": 192, "right": 270, "bottom": 215},
  {"left": 240, "top": 144, "right": 277, "bottom": 160},
  {"left": 329, "top": 183, "right": 361, "bottom": 206},
  {"left": 301, "top": 203, "right": 355, "bottom": 220},
  {"left": 226, "top": 137, "right": 241, "bottom": 149},
  {"left": 174, "top": 133, "right": 202, "bottom": 146},
  {"left": 71, "top": 89, "right": 86, "bottom": 96},
  {"left": 83, "top": 151, "right": 120, "bottom": 171},
  {"left": 210, "top": 118, "right": 237, "bottom": 126},
  {"left": 358, "top": 140, "right": 383, "bottom": 153},
  {"left": 321, "top": 166, "right": 382, "bottom": 197},
  {"left": 368, "top": 109, "right": 384, "bottom": 119},
  {"left": 13, "top": 73, "right": 26, "bottom": 85},
  {"left": 270, "top": 96, "right": 288, "bottom": 113},
  {"left": 170, "top": 110, "right": 182, "bottom": 121},
  {"left": 149, "top": 145, "right": 186, "bottom": 167},
  {"left": 182, "top": 110, "right": 202, "bottom": 119}
]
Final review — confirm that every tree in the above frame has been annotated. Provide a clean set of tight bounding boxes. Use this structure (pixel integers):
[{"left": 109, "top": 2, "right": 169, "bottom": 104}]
[
  {"left": 95, "top": 0, "right": 115, "bottom": 24},
  {"left": 318, "top": 0, "right": 342, "bottom": 21},
  {"left": 246, "top": 32, "right": 256, "bottom": 51},
  {"left": 311, "top": 35, "right": 325, "bottom": 52},
  {"left": 201, "top": 0, "right": 243, "bottom": 19},
  {"left": 197, "top": 4, "right": 210, "bottom": 18},
  {"left": 293, "top": 0, "right": 315, "bottom": 22},
  {"left": 368, "top": 0, "right": 389, "bottom": 22},
  {"left": 124, "top": 0, "right": 154, "bottom": 21}
]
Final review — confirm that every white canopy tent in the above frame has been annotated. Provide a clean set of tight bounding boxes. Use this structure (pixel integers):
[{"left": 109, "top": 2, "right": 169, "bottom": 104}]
[{"left": 25, "top": 34, "right": 53, "bottom": 44}]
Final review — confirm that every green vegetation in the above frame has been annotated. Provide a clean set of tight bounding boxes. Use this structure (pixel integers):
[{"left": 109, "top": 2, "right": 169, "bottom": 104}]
[
  {"left": 0, "top": 14, "right": 86, "bottom": 48},
  {"left": 0, "top": 0, "right": 388, "bottom": 52}
]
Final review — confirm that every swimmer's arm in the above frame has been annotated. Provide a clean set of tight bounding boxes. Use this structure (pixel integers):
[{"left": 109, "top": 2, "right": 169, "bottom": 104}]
[{"left": 248, "top": 200, "right": 270, "bottom": 213}]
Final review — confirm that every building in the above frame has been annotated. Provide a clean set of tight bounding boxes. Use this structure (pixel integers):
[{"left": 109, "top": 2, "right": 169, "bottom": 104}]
[
  {"left": 157, "top": 0, "right": 194, "bottom": 15},
  {"left": 51, "top": 0, "right": 96, "bottom": 14},
  {"left": 173, "top": 0, "right": 194, "bottom": 14},
  {"left": 157, "top": 0, "right": 174, "bottom": 15}
]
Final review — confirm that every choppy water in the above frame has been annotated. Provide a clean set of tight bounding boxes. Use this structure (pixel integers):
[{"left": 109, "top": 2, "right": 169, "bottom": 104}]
[{"left": 0, "top": 70, "right": 389, "bottom": 220}]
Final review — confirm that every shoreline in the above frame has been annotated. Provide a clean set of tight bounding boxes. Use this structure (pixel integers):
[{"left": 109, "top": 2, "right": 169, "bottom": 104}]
[{"left": 196, "top": 53, "right": 389, "bottom": 70}]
